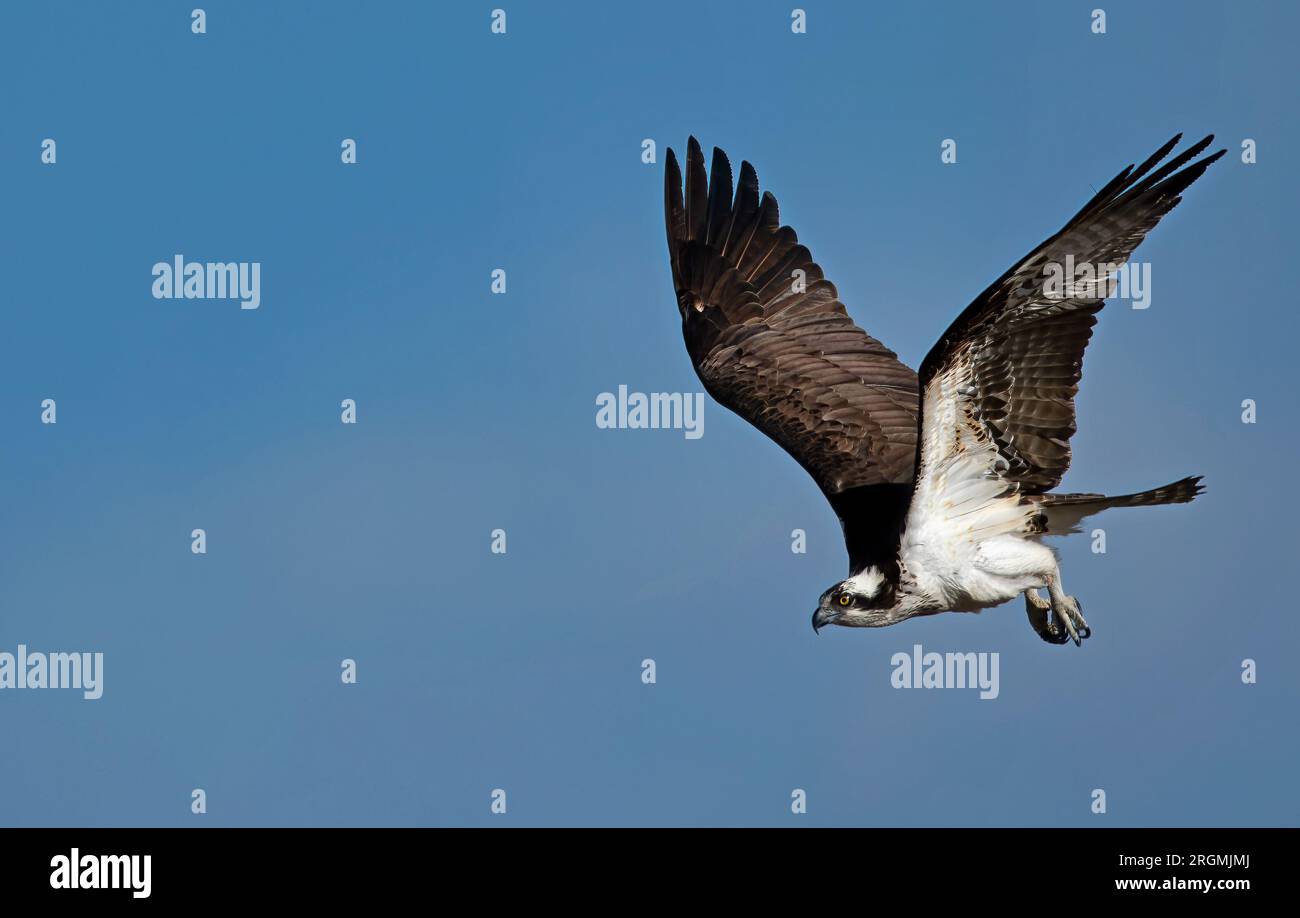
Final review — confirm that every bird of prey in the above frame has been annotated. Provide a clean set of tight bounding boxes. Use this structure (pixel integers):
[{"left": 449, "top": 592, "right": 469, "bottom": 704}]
[{"left": 662, "top": 135, "right": 1221, "bottom": 645}]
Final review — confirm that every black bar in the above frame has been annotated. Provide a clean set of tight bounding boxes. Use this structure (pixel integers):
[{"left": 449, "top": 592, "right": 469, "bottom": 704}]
[{"left": 0, "top": 828, "right": 1283, "bottom": 903}]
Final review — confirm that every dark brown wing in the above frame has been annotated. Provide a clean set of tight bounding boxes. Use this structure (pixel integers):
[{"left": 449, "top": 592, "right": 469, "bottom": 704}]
[
  {"left": 916, "top": 134, "right": 1224, "bottom": 495},
  {"left": 664, "top": 138, "right": 920, "bottom": 569}
]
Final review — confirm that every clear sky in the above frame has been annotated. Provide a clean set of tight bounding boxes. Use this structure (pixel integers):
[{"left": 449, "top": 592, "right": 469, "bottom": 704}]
[{"left": 0, "top": 1, "right": 1295, "bottom": 827}]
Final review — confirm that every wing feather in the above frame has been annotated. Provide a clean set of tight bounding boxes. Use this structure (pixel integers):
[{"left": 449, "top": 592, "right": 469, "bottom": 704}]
[
  {"left": 915, "top": 134, "right": 1224, "bottom": 497},
  {"left": 664, "top": 139, "right": 920, "bottom": 571}
]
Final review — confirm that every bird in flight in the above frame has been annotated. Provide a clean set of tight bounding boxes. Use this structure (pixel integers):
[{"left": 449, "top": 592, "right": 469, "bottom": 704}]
[{"left": 663, "top": 135, "right": 1221, "bottom": 645}]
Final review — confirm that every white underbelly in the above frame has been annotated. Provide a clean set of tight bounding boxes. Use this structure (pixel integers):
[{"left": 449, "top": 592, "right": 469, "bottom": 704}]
[{"left": 903, "top": 532, "right": 1053, "bottom": 613}]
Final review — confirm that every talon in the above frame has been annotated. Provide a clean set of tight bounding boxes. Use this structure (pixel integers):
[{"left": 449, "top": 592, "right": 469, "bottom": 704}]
[
  {"left": 1041, "top": 619, "right": 1071, "bottom": 645},
  {"left": 1029, "top": 580, "right": 1089, "bottom": 648},
  {"left": 1060, "top": 611, "right": 1081, "bottom": 647},
  {"left": 1073, "top": 600, "right": 1090, "bottom": 639},
  {"left": 1025, "top": 588, "right": 1077, "bottom": 645},
  {"left": 1051, "top": 595, "right": 1088, "bottom": 647}
]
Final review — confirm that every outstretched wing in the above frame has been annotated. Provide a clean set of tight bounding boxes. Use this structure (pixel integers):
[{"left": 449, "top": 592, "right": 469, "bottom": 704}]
[
  {"left": 664, "top": 138, "right": 919, "bottom": 570},
  {"left": 911, "top": 134, "right": 1223, "bottom": 528}
]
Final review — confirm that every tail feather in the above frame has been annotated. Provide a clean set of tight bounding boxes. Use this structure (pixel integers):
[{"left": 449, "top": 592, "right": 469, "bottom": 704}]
[{"left": 1034, "top": 476, "right": 1204, "bottom": 535}]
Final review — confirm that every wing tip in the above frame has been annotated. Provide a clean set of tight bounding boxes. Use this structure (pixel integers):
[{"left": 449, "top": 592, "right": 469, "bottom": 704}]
[{"left": 1071, "top": 131, "right": 1223, "bottom": 228}]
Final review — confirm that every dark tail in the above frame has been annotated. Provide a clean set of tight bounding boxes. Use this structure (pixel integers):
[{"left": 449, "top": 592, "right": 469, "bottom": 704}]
[{"left": 1036, "top": 476, "right": 1204, "bottom": 535}]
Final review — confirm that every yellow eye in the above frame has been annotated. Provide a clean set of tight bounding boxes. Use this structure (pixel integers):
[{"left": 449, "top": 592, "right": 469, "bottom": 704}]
[{"left": 839, "top": 594, "right": 851, "bottom": 607}]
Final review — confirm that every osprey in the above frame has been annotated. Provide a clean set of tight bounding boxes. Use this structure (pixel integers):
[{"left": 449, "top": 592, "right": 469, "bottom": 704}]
[{"left": 663, "top": 135, "right": 1221, "bottom": 645}]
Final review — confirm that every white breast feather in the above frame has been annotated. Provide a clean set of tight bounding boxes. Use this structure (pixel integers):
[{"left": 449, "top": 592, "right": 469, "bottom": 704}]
[{"left": 901, "top": 362, "right": 1039, "bottom": 607}]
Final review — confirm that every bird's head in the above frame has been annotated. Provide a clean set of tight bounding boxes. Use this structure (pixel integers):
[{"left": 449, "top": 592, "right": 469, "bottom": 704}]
[{"left": 812, "top": 566, "right": 900, "bottom": 631}]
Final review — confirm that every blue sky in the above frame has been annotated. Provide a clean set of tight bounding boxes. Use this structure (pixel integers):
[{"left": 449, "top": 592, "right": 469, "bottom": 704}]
[{"left": 0, "top": 1, "right": 1295, "bottom": 826}]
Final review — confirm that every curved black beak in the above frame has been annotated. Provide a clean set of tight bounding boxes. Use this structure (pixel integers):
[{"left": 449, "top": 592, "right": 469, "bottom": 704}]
[{"left": 811, "top": 607, "right": 839, "bottom": 633}]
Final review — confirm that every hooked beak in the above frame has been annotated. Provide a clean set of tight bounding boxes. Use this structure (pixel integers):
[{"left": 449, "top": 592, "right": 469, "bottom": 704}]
[{"left": 812, "top": 606, "right": 840, "bottom": 633}]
